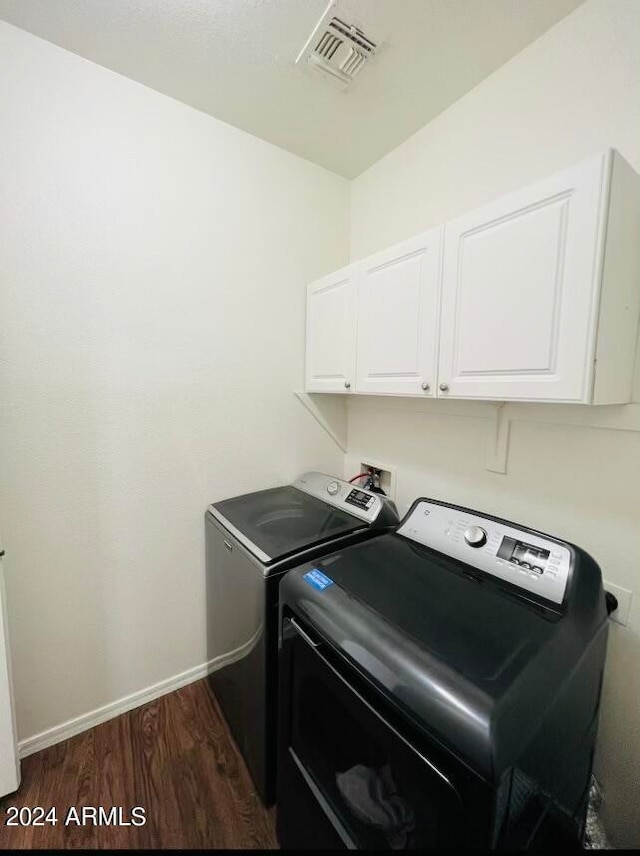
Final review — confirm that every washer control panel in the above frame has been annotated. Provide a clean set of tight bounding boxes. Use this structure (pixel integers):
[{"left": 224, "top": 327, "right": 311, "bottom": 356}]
[
  {"left": 294, "top": 472, "right": 388, "bottom": 524},
  {"left": 397, "top": 501, "right": 571, "bottom": 605},
  {"left": 345, "top": 488, "right": 377, "bottom": 511}
]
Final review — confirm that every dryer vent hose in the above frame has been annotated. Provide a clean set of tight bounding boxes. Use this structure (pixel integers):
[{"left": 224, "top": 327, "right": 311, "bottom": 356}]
[{"left": 605, "top": 591, "right": 618, "bottom": 616}]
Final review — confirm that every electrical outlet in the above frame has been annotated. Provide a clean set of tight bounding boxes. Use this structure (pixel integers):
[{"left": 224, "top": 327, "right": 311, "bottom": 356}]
[
  {"left": 603, "top": 581, "right": 632, "bottom": 626},
  {"left": 359, "top": 460, "right": 396, "bottom": 500}
]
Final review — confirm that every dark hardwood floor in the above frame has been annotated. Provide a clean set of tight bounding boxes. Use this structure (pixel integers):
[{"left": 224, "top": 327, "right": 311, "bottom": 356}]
[{"left": 0, "top": 679, "right": 278, "bottom": 849}]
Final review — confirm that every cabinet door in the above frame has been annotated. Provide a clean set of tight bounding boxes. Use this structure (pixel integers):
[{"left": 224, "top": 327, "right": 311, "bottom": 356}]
[
  {"left": 438, "top": 153, "right": 609, "bottom": 402},
  {"left": 305, "top": 266, "right": 357, "bottom": 393},
  {"left": 356, "top": 228, "right": 443, "bottom": 396}
]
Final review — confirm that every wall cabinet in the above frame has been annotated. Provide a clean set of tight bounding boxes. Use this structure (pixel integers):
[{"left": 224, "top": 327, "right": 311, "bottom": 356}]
[
  {"left": 305, "top": 265, "right": 357, "bottom": 393},
  {"left": 305, "top": 150, "right": 640, "bottom": 404},
  {"left": 356, "top": 229, "right": 442, "bottom": 396},
  {"left": 439, "top": 151, "right": 639, "bottom": 403}
]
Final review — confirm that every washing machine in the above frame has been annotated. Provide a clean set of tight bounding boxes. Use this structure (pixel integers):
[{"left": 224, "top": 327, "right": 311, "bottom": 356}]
[
  {"left": 205, "top": 472, "right": 398, "bottom": 804},
  {"left": 277, "top": 497, "right": 610, "bottom": 849}
]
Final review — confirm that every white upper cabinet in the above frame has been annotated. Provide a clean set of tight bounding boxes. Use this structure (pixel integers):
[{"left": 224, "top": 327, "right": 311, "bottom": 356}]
[
  {"left": 356, "top": 228, "right": 443, "bottom": 396},
  {"left": 304, "top": 150, "right": 640, "bottom": 404},
  {"left": 305, "top": 265, "right": 357, "bottom": 393},
  {"left": 438, "top": 151, "right": 640, "bottom": 403}
]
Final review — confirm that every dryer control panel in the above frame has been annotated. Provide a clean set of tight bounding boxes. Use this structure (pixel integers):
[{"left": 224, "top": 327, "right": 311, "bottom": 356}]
[{"left": 397, "top": 500, "right": 571, "bottom": 605}]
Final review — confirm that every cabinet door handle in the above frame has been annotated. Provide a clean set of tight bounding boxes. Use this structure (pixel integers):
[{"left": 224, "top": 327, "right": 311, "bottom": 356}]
[
  {"left": 344, "top": 381, "right": 351, "bottom": 389},
  {"left": 421, "top": 382, "right": 430, "bottom": 392},
  {"left": 439, "top": 382, "right": 449, "bottom": 392}
]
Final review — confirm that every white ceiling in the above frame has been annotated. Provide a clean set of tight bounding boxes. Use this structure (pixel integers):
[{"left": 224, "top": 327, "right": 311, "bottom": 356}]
[{"left": 0, "top": 0, "right": 584, "bottom": 177}]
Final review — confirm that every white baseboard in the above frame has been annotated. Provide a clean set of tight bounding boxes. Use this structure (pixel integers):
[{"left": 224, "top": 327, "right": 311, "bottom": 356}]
[{"left": 18, "top": 646, "right": 242, "bottom": 759}]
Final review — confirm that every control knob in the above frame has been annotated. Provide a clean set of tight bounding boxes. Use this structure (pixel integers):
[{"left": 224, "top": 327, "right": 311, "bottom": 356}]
[
  {"left": 326, "top": 481, "right": 340, "bottom": 496},
  {"left": 464, "top": 526, "right": 487, "bottom": 548}
]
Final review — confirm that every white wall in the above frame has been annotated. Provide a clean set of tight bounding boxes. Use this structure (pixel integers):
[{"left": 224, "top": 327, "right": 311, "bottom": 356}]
[
  {"left": 347, "top": 0, "right": 640, "bottom": 847},
  {"left": 0, "top": 20, "right": 349, "bottom": 745}
]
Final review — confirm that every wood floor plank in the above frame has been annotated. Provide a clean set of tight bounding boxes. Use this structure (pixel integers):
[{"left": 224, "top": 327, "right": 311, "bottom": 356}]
[
  {"left": 130, "top": 697, "right": 185, "bottom": 849},
  {"left": 0, "top": 750, "right": 44, "bottom": 849},
  {"left": 59, "top": 730, "right": 99, "bottom": 850},
  {"left": 0, "top": 679, "right": 278, "bottom": 850},
  {"left": 165, "top": 684, "right": 228, "bottom": 848},
  {"left": 94, "top": 711, "right": 149, "bottom": 849},
  {"left": 30, "top": 742, "right": 67, "bottom": 849}
]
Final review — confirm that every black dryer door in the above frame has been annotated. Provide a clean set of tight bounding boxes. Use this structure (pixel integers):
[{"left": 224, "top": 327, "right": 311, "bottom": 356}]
[{"left": 278, "top": 616, "right": 465, "bottom": 850}]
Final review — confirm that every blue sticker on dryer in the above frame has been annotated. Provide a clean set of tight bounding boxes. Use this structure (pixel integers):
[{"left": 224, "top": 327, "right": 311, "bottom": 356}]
[{"left": 303, "top": 569, "right": 334, "bottom": 591}]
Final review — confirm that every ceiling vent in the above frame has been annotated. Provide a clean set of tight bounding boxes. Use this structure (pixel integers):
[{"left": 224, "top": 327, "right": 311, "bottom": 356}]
[{"left": 296, "top": 2, "right": 380, "bottom": 90}]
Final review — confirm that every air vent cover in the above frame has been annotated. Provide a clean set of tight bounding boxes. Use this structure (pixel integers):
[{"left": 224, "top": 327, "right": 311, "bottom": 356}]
[{"left": 296, "top": 2, "right": 380, "bottom": 90}]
